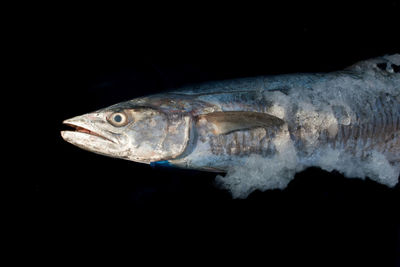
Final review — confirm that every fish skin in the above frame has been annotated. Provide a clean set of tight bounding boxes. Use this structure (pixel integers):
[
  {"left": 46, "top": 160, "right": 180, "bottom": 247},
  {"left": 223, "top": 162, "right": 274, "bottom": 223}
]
[{"left": 61, "top": 54, "right": 400, "bottom": 182}]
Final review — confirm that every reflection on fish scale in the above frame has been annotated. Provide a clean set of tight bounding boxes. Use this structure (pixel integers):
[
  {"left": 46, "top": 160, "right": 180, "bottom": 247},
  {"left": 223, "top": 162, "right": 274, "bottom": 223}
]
[{"left": 209, "top": 127, "right": 278, "bottom": 157}]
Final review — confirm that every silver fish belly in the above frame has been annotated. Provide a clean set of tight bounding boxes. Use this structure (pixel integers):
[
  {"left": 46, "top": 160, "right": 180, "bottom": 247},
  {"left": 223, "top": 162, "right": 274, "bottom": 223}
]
[{"left": 62, "top": 54, "right": 400, "bottom": 197}]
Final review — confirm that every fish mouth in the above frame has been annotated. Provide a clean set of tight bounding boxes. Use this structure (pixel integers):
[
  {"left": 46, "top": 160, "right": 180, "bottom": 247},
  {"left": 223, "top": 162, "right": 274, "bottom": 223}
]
[
  {"left": 61, "top": 119, "right": 116, "bottom": 144},
  {"left": 63, "top": 123, "right": 114, "bottom": 143},
  {"left": 61, "top": 115, "right": 124, "bottom": 158}
]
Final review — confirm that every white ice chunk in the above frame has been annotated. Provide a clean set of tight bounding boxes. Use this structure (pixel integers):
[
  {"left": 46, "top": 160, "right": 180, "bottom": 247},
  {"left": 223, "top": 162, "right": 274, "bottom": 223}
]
[
  {"left": 215, "top": 54, "right": 400, "bottom": 198},
  {"left": 216, "top": 126, "right": 303, "bottom": 198}
]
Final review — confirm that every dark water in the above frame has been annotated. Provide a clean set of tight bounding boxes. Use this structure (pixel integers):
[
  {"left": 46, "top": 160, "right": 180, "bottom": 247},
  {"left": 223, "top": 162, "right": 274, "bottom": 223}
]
[{"left": 21, "top": 3, "right": 400, "bottom": 265}]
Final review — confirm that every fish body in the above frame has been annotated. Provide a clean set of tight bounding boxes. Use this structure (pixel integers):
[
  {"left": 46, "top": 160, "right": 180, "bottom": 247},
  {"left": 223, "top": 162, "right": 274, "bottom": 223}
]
[{"left": 62, "top": 54, "right": 400, "bottom": 196}]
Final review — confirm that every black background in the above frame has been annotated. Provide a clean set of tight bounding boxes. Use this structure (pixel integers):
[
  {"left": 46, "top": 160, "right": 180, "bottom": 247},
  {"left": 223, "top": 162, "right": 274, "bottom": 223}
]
[{"left": 21, "top": 2, "right": 400, "bottom": 265}]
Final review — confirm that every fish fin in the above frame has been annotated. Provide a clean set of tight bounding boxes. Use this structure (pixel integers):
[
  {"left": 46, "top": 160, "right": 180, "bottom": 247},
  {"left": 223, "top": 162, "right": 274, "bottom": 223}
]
[
  {"left": 197, "top": 111, "right": 285, "bottom": 135},
  {"left": 345, "top": 54, "right": 400, "bottom": 74}
]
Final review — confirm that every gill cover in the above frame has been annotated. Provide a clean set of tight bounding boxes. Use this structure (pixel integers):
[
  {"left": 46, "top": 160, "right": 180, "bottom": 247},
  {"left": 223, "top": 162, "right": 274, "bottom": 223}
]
[{"left": 127, "top": 107, "right": 192, "bottom": 163}]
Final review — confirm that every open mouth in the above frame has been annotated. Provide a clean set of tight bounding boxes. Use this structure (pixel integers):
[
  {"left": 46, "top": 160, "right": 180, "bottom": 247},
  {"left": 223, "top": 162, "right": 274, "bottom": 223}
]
[{"left": 63, "top": 123, "right": 114, "bottom": 143}]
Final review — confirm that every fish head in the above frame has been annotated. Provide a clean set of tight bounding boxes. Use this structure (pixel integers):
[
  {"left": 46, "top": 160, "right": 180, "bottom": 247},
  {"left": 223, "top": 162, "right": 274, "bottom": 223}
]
[{"left": 61, "top": 101, "right": 192, "bottom": 164}]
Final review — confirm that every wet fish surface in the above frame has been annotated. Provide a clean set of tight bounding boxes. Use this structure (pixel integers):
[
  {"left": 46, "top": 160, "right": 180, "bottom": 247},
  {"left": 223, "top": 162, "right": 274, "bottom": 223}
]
[{"left": 61, "top": 54, "right": 400, "bottom": 198}]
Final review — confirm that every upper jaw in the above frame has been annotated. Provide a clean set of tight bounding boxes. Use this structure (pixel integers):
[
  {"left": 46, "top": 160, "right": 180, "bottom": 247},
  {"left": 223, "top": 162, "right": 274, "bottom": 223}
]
[{"left": 61, "top": 115, "right": 117, "bottom": 145}]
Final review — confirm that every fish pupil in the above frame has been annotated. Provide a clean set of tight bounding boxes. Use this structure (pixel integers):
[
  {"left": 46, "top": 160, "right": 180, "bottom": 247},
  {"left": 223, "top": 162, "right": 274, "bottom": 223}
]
[{"left": 114, "top": 114, "right": 122, "bottom": 122}]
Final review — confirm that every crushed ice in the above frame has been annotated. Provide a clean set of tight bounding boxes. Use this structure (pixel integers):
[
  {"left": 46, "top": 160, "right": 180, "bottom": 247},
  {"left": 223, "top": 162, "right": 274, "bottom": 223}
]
[{"left": 216, "top": 54, "right": 400, "bottom": 198}]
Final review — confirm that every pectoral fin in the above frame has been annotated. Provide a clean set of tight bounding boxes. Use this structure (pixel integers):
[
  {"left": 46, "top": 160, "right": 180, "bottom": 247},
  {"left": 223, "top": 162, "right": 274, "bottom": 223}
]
[{"left": 197, "top": 111, "right": 285, "bottom": 135}]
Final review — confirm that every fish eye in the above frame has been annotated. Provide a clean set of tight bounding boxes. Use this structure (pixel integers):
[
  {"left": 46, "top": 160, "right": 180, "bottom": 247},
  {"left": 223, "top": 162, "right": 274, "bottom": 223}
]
[{"left": 108, "top": 112, "right": 129, "bottom": 127}]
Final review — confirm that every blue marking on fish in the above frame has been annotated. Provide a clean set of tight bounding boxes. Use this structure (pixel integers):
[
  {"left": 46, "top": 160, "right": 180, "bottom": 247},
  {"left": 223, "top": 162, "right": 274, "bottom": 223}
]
[{"left": 150, "top": 160, "right": 172, "bottom": 168}]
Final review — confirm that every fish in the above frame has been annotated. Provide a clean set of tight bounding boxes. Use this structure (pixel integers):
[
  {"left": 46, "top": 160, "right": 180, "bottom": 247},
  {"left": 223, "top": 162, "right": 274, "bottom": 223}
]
[{"left": 61, "top": 54, "right": 400, "bottom": 198}]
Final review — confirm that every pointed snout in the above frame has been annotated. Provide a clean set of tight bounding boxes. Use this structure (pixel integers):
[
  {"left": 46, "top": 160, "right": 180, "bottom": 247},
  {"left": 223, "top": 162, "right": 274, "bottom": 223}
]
[{"left": 61, "top": 113, "right": 118, "bottom": 146}]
